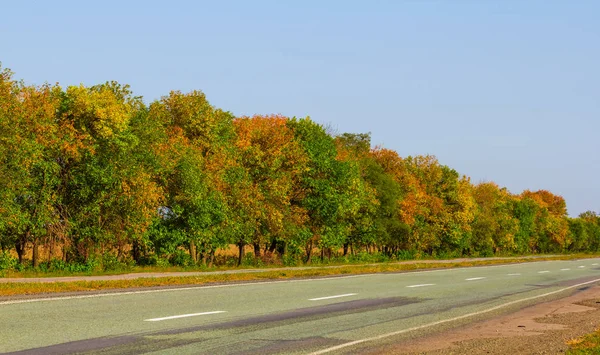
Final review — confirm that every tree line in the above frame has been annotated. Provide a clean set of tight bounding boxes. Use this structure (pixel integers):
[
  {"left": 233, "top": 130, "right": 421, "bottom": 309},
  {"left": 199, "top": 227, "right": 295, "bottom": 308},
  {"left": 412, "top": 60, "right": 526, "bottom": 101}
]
[{"left": 0, "top": 65, "right": 598, "bottom": 270}]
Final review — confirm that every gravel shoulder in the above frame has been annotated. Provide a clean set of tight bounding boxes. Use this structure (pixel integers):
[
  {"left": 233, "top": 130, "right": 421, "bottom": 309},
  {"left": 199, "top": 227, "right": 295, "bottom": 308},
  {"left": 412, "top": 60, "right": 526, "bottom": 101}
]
[{"left": 371, "top": 285, "right": 600, "bottom": 354}]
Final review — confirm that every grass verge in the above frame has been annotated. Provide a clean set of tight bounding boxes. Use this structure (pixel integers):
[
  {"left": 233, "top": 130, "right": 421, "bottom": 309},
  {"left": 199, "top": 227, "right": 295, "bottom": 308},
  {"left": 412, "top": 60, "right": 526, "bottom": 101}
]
[
  {"left": 2, "top": 253, "right": 598, "bottom": 279},
  {"left": 567, "top": 328, "right": 600, "bottom": 354},
  {"left": 1, "top": 254, "right": 597, "bottom": 297}
]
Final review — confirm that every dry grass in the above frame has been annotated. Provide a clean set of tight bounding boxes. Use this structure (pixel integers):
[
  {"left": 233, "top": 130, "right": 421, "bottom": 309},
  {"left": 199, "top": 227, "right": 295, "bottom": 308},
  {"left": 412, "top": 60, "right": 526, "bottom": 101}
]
[
  {"left": 1, "top": 255, "right": 597, "bottom": 297},
  {"left": 567, "top": 328, "right": 600, "bottom": 354}
]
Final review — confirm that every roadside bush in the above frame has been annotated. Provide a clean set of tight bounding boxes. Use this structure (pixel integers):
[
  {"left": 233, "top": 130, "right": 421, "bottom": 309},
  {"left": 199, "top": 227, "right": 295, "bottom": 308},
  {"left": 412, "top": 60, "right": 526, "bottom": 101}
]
[
  {"left": 169, "top": 249, "right": 193, "bottom": 267},
  {"left": 241, "top": 252, "right": 264, "bottom": 268},
  {"left": 101, "top": 253, "right": 132, "bottom": 271},
  {"left": 136, "top": 254, "right": 171, "bottom": 267},
  {"left": 282, "top": 254, "right": 301, "bottom": 267},
  {"left": 396, "top": 249, "right": 417, "bottom": 260},
  {"left": 0, "top": 251, "right": 17, "bottom": 271},
  {"left": 32, "top": 258, "right": 98, "bottom": 273}
]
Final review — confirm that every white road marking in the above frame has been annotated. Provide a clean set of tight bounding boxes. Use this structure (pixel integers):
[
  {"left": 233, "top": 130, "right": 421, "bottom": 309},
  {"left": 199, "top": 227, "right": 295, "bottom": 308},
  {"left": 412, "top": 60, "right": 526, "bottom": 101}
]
[
  {"left": 578, "top": 266, "right": 586, "bottom": 268},
  {"left": 309, "top": 277, "right": 600, "bottom": 355},
  {"left": 592, "top": 263, "right": 598, "bottom": 266},
  {"left": 406, "top": 284, "right": 435, "bottom": 288},
  {"left": 3, "top": 259, "right": 598, "bottom": 305},
  {"left": 538, "top": 271, "right": 550, "bottom": 274},
  {"left": 0, "top": 277, "right": 366, "bottom": 305},
  {"left": 309, "top": 293, "right": 357, "bottom": 301},
  {"left": 507, "top": 273, "right": 521, "bottom": 276},
  {"left": 465, "top": 277, "right": 486, "bottom": 281},
  {"left": 144, "top": 311, "right": 226, "bottom": 322}
]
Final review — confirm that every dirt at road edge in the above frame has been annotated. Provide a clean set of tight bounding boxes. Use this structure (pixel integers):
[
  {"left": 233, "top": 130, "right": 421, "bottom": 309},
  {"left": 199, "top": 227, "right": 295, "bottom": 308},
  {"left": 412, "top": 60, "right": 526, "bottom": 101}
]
[{"left": 371, "top": 285, "right": 600, "bottom": 355}]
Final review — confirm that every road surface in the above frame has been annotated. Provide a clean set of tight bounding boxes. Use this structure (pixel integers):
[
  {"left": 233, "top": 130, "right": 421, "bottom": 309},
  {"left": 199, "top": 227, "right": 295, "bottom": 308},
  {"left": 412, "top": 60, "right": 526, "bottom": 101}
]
[{"left": 1, "top": 258, "right": 599, "bottom": 354}]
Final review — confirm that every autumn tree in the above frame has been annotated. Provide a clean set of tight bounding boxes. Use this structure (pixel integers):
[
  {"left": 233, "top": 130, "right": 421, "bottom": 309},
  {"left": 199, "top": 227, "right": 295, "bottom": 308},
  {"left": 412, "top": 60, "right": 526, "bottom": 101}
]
[
  {"left": 232, "top": 115, "right": 308, "bottom": 263},
  {"left": 1, "top": 64, "right": 597, "bottom": 270},
  {"left": 147, "top": 90, "right": 235, "bottom": 265},
  {"left": 336, "top": 134, "right": 404, "bottom": 256},
  {"left": 517, "top": 190, "right": 569, "bottom": 252},
  {"left": 471, "top": 182, "right": 519, "bottom": 255},
  {"left": 0, "top": 69, "right": 65, "bottom": 266},
  {"left": 58, "top": 82, "right": 163, "bottom": 263}
]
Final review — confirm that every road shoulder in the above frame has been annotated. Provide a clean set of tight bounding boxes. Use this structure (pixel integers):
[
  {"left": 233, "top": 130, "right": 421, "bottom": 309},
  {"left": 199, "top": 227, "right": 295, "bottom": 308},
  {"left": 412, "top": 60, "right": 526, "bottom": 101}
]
[{"left": 373, "top": 285, "right": 600, "bottom": 354}]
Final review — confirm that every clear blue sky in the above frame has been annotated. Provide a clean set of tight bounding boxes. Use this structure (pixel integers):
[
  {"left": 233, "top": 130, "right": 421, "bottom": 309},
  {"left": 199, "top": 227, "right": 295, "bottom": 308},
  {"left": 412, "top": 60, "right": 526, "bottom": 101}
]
[{"left": 2, "top": 0, "right": 598, "bottom": 216}]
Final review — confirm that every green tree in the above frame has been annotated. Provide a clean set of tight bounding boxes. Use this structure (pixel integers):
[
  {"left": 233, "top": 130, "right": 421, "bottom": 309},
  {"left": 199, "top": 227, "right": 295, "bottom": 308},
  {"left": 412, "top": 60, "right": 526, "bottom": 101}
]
[
  {"left": 147, "top": 90, "right": 235, "bottom": 265},
  {"left": 287, "top": 118, "right": 357, "bottom": 262}
]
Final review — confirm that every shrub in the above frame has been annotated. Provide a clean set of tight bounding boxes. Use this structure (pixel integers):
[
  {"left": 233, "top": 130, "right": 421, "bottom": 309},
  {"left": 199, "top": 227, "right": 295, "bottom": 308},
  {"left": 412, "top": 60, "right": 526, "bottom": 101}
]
[
  {"left": 169, "top": 249, "right": 193, "bottom": 267},
  {"left": 0, "top": 251, "right": 17, "bottom": 271}
]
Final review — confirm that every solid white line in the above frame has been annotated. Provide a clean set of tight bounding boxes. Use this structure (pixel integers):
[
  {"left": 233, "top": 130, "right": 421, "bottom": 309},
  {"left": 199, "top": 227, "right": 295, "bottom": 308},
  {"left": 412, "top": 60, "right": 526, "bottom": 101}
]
[
  {"left": 538, "top": 271, "right": 550, "bottom": 274},
  {"left": 561, "top": 268, "right": 571, "bottom": 271},
  {"left": 465, "top": 277, "right": 486, "bottom": 281},
  {"left": 309, "top": 277, "right": 600, "bottom": 355},
  {"left": 406, "top": 284, "right": 435, "bottom": 288},
  {"left": 144, "top": 311, "right": 225, "bottom": 322},
  {"left": 507, "top": 273, "right": 521, "bottom": 276},
  {"left": 309, "top": 293, "right": 357, "bottom": 301}
]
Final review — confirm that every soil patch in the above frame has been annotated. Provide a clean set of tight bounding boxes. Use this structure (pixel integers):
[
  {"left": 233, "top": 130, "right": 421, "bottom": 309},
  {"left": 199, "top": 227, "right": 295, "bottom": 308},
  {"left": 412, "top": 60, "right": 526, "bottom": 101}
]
[{"left": 371, "top": 285, "right": 600, "bottom": 354}]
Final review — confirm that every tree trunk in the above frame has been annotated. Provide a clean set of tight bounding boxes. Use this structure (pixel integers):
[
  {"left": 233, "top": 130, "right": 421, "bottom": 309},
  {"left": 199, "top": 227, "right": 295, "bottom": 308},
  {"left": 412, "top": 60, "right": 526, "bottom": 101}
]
[
  {"left": 278, "top": 241, "right": 286, "bottom": 259},
  {"left": 189, "top": 240, "right": 197, "bottom": 264},
  {"left": 199, "top": 243, "right": 207, "bottom": 266},
  {"left": 15, "top": 238, "right": 25, "bottom": 264},
  {"left": 63, "top": 243, "right": 70, "bottom": 262},
  {"left": 117, "top": 244, "right": 124, "bottom": 262},
  {"left": 237, "top": 242, "right": 245, "bottom": 266},
  {"left": 32, "top": 241, "right": 39, "bottom": 268},
  {"left": 48, "top": 240, "right": 54, "bottom": 262},
  {"left": 207, "top": 249, "right": 215, "bottom": 268},
  {"left": 253, "top": 242, "right": 261, "bottom": 258},
  {"left": 320, "top": 248, "right": 325, "bottom": 262},
  {"left": 304, "top": 240, "right": 313, "bottom": 264},
  {"left": 343, "top": 243, "right": 349, "bottom": 256},
  {"left": 268, "top": 239, "right": 277, "bottom": 254},
  {"left": 132, "top": 240, "right": 141, "bottom": 264}
]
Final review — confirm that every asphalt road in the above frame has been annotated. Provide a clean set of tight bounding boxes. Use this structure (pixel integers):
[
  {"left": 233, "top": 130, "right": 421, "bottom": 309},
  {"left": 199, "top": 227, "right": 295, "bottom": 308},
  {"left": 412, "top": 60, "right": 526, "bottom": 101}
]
[{"left": 1, "top": 258, "right": 599, "bottom": 354}]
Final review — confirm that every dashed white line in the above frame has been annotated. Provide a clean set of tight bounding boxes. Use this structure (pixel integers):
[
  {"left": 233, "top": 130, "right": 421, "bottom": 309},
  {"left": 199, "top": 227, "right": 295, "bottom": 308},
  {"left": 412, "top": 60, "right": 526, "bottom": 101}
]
[
  {"left": 465, "top": 277, "right": 486, "bottom": 281},
  {"left": 592, "top": 263, "right": 598, "bottom": 266},
  {"left": 309, "top": 293, "right": 357, "bottom": 301},
  {"left": 538, "top": 271, "right": 550, "bottom": 274},
  {"left": 0, "top": 261, "right": 570, "bottom": 306},
  {"left": 144, "top": 311, "right": 226, "bottom": 322},
  {"left": 561, "top": 268, "right": 571, "bottom": 271},
  {"left": 507, "top": 273, "right": 521, "bottom": 276},
  {"left": 578, "top": 266, "right": 586, "bottom": 268},
  {"left": 406, "top": 284, "right": 435, "bottom": 288}
]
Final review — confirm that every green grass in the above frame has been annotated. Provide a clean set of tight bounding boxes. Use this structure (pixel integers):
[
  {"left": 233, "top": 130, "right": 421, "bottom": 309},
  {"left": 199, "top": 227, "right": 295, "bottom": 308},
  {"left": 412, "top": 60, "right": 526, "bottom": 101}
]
[
  {"left": 567, "top": 328, "right": 600, "bottom": 354},
  {"left": 2, "top": 253, "right": 598, "bottom": 279}
]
